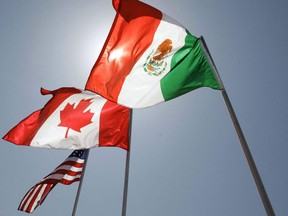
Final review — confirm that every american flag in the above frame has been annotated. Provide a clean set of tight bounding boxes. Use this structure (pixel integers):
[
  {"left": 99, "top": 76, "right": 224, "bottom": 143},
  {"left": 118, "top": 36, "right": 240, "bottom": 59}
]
[{"left": 18, "top": 150, "right": 88, "bottom": 213}]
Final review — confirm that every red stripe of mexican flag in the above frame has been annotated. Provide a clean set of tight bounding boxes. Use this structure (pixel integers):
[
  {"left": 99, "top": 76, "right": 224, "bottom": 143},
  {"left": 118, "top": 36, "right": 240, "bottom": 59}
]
[
  {"left": 86, "top": 0, "right": 161, "bottom": 105},
  {"left": 85, "top": 0, "right": 221, "bottom": 108},
  {"left": 3, "top": 87, "right": 130, "bottom": 150}
]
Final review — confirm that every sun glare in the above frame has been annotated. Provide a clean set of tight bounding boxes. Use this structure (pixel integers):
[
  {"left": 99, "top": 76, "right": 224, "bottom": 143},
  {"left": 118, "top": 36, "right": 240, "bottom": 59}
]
[{"left": 109, "top": 48, "right": 124, "bottom": 61}]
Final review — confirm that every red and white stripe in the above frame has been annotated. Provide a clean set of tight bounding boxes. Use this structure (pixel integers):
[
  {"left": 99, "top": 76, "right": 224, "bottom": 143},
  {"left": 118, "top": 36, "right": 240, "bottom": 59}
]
[{"left": 18, "top": 154, "right": 85, "bottom": 213}]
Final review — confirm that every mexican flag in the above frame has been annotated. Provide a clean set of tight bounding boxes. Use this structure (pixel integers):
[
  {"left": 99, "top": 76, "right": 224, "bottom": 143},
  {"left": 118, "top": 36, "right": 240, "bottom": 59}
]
[
  {"left": 85, "top": 0, "right": 221, "bottom": 108},
  {"left": 3, "top": 87, "right": 130, "bottom": 150}
]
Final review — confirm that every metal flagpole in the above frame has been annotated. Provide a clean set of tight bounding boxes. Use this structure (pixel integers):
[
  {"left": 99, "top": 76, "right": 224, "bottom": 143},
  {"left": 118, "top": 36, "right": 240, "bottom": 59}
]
[
  {"left": 72, "top": 149, "right": 90, "bottom": 216},
  {"left": 122, "top": 109, "right": 133, "bottom": 216},
  {"left": 200, "top": 36, "right": 275, "bottom": 216}
]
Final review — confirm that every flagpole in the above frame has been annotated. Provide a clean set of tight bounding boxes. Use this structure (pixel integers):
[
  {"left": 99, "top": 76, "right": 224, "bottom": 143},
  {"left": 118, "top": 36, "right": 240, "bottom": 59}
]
[
  {"left": 200, "top": 36, "right": 275, "bottom": 216},
  {"left": 72, "top": 149, "right": 90, "bottom": 216},
  {"left": 122, "top": 109, "right": 133, "bottom": 216}
]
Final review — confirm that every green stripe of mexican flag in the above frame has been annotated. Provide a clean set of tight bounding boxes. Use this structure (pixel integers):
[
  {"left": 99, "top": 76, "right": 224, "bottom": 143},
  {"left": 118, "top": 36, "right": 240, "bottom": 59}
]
[
  {"left": 162, "top": 33, "right": 220, "bottom": 101},
  {"left": 85, "top": 0, "right": 221, "bottom": 108}
]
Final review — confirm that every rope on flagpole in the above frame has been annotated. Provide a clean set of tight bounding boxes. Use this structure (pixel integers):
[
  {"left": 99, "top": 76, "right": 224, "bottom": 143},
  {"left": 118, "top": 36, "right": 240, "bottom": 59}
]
[
  {"left": 72, "top": 149, "right": 90, "bottom": 216},
  {"left": 122, "top": 109, "right": 133, "bottom": 216},
  {"left": 200, "top": 36, "right": 275, "bottom": 216}
]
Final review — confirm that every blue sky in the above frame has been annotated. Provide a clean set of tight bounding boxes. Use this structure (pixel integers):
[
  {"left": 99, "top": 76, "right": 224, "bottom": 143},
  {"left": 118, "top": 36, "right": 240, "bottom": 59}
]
[{"left": 1, "top": 0, "right": 287, "bottom": 215}]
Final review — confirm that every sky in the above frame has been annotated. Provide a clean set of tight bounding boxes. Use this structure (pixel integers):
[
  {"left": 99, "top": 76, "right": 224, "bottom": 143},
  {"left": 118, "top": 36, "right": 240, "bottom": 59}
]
[{"left": 0, "top": 0, "right": 288, "bottom": 215}]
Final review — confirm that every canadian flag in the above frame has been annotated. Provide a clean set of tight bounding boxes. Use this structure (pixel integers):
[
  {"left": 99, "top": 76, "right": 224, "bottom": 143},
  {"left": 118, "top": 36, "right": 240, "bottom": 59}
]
[{"left": 3, "top": 87, "right": 130, "bottom": 150}]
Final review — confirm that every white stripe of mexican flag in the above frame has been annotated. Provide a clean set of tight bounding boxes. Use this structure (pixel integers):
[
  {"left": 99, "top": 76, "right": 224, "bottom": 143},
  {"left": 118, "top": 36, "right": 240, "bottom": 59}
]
[{"left": 118, "top": 14, "right": 188, "bottom": 107}]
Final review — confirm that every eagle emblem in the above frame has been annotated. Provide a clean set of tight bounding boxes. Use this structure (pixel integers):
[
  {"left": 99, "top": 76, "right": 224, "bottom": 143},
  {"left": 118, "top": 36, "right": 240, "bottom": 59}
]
[{"left": 143, "top": 39, "right": 172, "bottom": 76}]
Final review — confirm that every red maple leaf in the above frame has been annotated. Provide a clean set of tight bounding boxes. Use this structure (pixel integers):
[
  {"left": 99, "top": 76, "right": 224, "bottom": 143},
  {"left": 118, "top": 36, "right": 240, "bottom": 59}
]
[{"left": 58, "top": 98, "right": 94, "bottom": 138}]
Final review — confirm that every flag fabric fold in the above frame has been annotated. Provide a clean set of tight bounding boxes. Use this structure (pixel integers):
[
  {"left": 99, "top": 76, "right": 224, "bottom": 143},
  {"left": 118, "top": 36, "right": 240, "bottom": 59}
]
[
  {"left": 3, "top": 87, "right": 130, "bottom": 150},
  {"left": 18, "top": 150, "right": 88, "bottom": 213},
  {"left": 85, "top": 0, "right": 221, "bottom": 108}
]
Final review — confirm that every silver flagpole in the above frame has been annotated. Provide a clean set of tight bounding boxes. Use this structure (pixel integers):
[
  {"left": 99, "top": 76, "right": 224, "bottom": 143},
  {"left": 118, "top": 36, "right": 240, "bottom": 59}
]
[
  {"left": 72, "top": 149, "right": 90, "bottom": 216},
  {"left": 200, "top": 36, "right": 275, "bottom": 216},
  {"left": 122, "top": 109, "right": 133, "bottom": 216}
]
